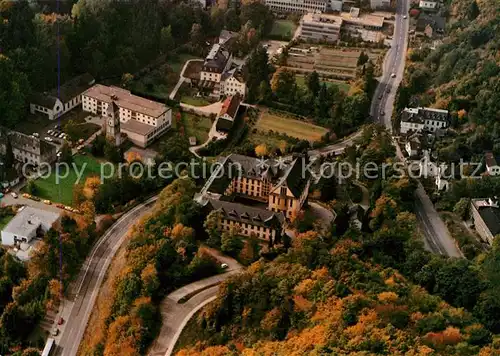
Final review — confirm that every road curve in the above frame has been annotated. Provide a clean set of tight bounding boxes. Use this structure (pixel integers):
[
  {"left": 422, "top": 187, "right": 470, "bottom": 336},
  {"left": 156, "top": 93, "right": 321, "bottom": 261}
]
[{"left": 55, "top": 196, "right": 159, "bottom": 356}]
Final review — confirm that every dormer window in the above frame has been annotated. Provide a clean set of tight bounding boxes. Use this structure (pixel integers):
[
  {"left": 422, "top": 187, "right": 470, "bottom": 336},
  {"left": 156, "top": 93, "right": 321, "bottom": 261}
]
[{"left": 280, "top": 186, "right": 287, "bottom": 196}]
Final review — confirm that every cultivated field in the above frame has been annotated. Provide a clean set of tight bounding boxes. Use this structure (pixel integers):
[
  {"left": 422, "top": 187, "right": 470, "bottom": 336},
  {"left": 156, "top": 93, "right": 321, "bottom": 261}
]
[
  {"left": 286, "top": 47, "right": 383, "bottom": 80},
  {"left": 256, "top": 112, "right": 328, "bottom": 141}
]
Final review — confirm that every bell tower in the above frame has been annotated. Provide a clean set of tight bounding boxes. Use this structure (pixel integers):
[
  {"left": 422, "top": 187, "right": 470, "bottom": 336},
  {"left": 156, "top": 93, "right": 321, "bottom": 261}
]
[{"left": 104, "top": 99, "right": 121, "bottom": 146}]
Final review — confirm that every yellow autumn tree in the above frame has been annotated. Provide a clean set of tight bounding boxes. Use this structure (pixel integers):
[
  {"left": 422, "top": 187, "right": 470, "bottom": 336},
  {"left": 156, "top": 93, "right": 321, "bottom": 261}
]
[
  {"left": 255, "top": 143, "right": 268, "bottom": 157},
  {"left": 83, "top": 176, "right": 101, "bottom": 200},
  {"left": 457, "top": 109, "right": 467, "bottom": 120}
]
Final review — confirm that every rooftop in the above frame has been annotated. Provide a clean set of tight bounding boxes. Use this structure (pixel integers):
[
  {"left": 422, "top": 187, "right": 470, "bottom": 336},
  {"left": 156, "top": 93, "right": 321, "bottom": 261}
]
[
  {"left": 402, "top": 107, "right": 449, "bottom": 123},
  {"left": 485, "top": 152, "right": 499, "bottom": 168},
  {"left": 30, "top": 73, "right": 95, "bottom": 107},
  {"left": 207, "top": 198, "right": 285, "bottom": 228},
  {"left": 120, "top": 119, "right": 156, "bottom": 136},
  {"left": 218, "top": 93, "right": 242, "bottom": 120},
  {"left": 2, "top": 206, "right": 59, "bottom": 237},
  {"left": 83, "top": 84, "right": 169, "bottom": 118}
]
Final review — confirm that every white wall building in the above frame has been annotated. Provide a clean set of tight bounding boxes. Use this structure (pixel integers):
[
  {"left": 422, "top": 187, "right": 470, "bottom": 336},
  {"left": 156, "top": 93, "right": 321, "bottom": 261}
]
[
  {"left": 299, "top": 13, "right": 343, "bottom": 43},
  {"left": 29, "top": 73, "right": 95, "bottom": 120},
  {"left": 264, "top": 0, "right": 328, "bottom": 13},
  {"left": 400, "top": 107, "right": 449, "bottom": 134},
  {"left": 82, "top": 85, "right": 172, "bottom": 147},
  {"left": 485, "top": 152, "right": 500, "bottom": 176},
  {"left": 419, "top": 0, "right": 438, "bottom": 11},
  {"left": 220, "top": 68, "right": 247, "bottom": 97},
  {"left": 1, "top": 207, "right": 60, "bottom": 246}
]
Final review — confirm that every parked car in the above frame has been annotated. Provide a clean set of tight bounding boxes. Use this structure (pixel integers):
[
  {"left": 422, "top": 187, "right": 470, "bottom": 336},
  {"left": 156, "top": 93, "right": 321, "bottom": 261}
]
[
  {"left": 43, "top": 200, "right": 52, "bottom": 205},
  {"left": 32, "top": 132, "right": 39, "bottom": 138},
  {"left": 22, "top": 193, "right": 30, "bottom": 198},
  {"left": 47, "top": 129, "right": 54, "bottom": 135},
  {"left": 403, "top": 15, "right": 407, "bottom": 19},
  {"left": 58, "top": 133, "right": 65, "bottom": 139},
  {"left": 30, "top": 196, "right": 41, "bottom": 202},
  {"left": 78, "top": 138, "right": 85, "bottom": 144},
  {"left": 391, "top": 73, "right": 396, "bottom": 78},
  {"left": 56, "top": 203, "right": 65, "bottom": 209},
  {"left": 51, "top": 328, "right": 59, "bottom": 337},
  {"left": 10, "top": 192, "right": 18, "bottom": 199},
  {"left": 45, "top": 137, "right": 53, "bottom": 142}
]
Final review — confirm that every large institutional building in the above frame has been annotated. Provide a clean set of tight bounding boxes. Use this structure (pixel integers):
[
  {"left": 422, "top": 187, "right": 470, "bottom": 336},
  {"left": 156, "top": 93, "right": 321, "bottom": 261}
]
[
  {"left": 0, "top": 130, "right": 57, "bottom": 166},
  {"left": 399, "top": 107, "right": 450, "bottom": 134},
  {"left": 195, "top": 154, "right": 311, "bottom": 244},
  {"left": 82, "top": 85, "right": 172, "bottom": 147},
  {"left": 264, "top": 0, "right": 328, "bottom": 13},
  {"left": 298, "top": 9, "right": 385, "bottom": 43}
]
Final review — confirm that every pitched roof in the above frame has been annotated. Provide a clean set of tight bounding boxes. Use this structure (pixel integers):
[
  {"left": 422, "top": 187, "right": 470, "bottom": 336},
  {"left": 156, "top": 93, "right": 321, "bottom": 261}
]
[
  {"left": 477, "top": 206, "right": 500, "bottom": 236},
  {"left": 216, "top": 117, "right": 234, "bottom": 132},
  {"left": 485, "top": 152, "right": 499, "bottom": 168},
  {"left": 120, "top": 119, "right": 156, "bottom": 136},
  {"left": 83, "top": 84, "right": 169, "bottom": 118},
  {"left": 202, "top": 44, "right": 230, "bottom": 73},
  {"left": 207, "top": 198, "right": 285, "bottom": 228},
  {"left": 402, "top": 107, "right": 449, "bottom": 124},
  {"left": 30, "top": 73, "right": 95, "bottom": 108},
  {"left": 218, "top": 94, "right": 241, "bottom": 120},
  {"left": 416, "top": 14, "right": 446, "bottom": 32},
  {"left": 272, "top": 157, "right": 311, "bottom": 198}
]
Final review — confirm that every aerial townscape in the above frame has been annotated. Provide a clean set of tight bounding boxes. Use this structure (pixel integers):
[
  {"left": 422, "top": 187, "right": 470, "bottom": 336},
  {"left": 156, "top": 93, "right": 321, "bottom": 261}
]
[{"left": 0, "top": 0, "right": 499, "bottom": 355}]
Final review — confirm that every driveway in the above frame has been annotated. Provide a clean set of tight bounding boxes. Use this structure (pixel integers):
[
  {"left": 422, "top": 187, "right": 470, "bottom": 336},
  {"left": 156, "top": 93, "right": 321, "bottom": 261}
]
[
  {"left": 1, "top": 194, "right": 64, "bottom": 214},
  {"left": 148, "top": 250, "right": 242, "bottom": 356}
]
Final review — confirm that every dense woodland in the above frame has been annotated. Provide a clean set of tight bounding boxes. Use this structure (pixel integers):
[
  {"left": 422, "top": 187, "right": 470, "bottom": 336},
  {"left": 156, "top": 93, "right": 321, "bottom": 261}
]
[{"left": 176, "top": 125, "right": 500, "bottom": 355}]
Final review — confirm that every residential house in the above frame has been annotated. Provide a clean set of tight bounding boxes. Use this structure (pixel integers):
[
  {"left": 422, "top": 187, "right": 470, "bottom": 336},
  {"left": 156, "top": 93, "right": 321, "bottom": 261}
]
[
  {"left": 419, "top": 0, "right": 438, "bottom": 11},
  {"left": 0, "top": 130, "right": 57, "bottom": 166},
  {"left": 220, "top": 66, "right": 247, "bottom": 97},
  {"left": 470, "top": 198, "right": 500, "bottom": 244},
  {"left": 216, "top": 94, "right": 242, "bottom": 132},
  {"left": 1, "top": 207, "right": 60, "bottom": 246},
  {"left": 405, "top": 134, "right": 423, "bottom": 157},
  {"left": 485, "top": 152, "right": 500, "bottom": 176},
  {"left": 400, "top": 107, "right": 449, "bottom": 134},
  {"left": 200, "top": 44, "right": 232, "bottom": 84},
  {"left": 415, "top": 13, "right": 445, "bottom": 38},
  {"left": 82, "top": 85, "right": 172, "bottom": 148},
  {"left": 29, "top": 73, "right": 95, "bottom": 120}
]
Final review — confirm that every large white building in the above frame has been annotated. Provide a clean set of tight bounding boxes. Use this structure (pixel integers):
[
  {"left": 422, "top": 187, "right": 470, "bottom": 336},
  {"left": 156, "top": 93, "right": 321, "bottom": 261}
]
[
  {"left": 0, "top": 130, "right": 57, "bottom": 166},
  {"left": 299, "top": 13, "right": 343, "bottom": 42},
  {"left": 82, "top": 85, "right": 172, "bottom": 147},
  {"left": 400, "top": 107, "right": 449, "bottom": 134},
  {"left": 29, "top": 73, "right": 95, "bottom": 120},
  {"left": 264, "top": 0, "right": 328, "bottom": 13},
  {"left": 419, "top": 0, "right": 438, "bottom": 11},
  {"left": 1, "top": 207, "right": 60, "bottom": 246}
]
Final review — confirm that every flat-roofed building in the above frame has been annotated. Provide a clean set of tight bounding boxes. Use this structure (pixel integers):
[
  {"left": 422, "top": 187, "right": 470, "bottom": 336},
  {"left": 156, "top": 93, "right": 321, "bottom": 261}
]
[
  {"left": 471, "top": 198, "right": 500, "bottom": 244},
  {"left": 264, "top": 0, "right": 328, "bottom": 14},
  {"left": 82, "top": 85, "right": 172, "bottom": 147},
  {"left": 299, "top": 13, "right": 343, "bottom": 43}
]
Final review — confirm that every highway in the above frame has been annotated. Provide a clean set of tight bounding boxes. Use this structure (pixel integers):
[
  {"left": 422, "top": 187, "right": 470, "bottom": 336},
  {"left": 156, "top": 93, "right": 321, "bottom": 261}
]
[{"left": 54, "top": 196, "right": 158, "bottom": 356}]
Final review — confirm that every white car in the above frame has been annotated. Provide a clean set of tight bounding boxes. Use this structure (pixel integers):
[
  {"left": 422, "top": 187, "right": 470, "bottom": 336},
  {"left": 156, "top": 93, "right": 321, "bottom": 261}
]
[
  {"left": 403, "top": 15, "right": 407, "bottom": 19},
  {"left": 10, "top": 192, "right": 18, "bottom": 199},
  {"left": 45, "top": 137, "right": 53, "bottom": 142},
  {"left": 32, "top": 132, "right": 39, "bottom": 138},
  {"left": 221, "top": 263, "right": 229, "bottom": 269},
  {"left": 391, "top": 73, "right": 396, "bottom": 78}
]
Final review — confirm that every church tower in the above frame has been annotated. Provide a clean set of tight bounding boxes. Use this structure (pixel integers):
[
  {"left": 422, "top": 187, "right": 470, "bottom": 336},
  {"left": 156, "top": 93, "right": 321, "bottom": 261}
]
[{"left": 104, "top": 99, "right": 121, "bottom": 146}]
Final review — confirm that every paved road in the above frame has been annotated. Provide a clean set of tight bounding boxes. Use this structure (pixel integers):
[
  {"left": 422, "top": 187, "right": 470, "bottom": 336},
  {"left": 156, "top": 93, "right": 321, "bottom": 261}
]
[
  {"left": 54, "top": 196, "right": 158, "bottom": 356},
  {"left": 148, "top": 252, "right": 242, "bottom": 356}
]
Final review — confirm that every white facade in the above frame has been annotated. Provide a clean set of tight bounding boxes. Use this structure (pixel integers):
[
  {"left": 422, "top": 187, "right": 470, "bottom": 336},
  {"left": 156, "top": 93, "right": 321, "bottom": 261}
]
[
  {"left": 419, "top": 0, "right": 437, "bottom": 10},
  {"left": 400, "top": 107, "right": 449, "bottom": 134},
  {"left": 1, "top": 207, "right": 60, "bottom": 246},
  {"left": 300, "top": 13, "right": 342, "bottom": 43},
  {"left": 220, "top": 76, "right": 247, "bottom": 97},
  {"left": 264, "top": 0, "right": 328, "bottom": 13},
  {"left": 30, "top": 96, "right": 83, "bottom": 121},
  {"left": 486, "top": 164, "right": 500, "bottom": 176},
  {"left": 400, "top": 119, "right": 425, "bottom": 134}
]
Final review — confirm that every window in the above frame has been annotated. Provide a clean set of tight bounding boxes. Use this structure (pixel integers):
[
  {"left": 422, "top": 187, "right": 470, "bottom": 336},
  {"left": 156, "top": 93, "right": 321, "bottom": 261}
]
[{"left": 280, "top": 186, "right": 287, "bottom": 195}]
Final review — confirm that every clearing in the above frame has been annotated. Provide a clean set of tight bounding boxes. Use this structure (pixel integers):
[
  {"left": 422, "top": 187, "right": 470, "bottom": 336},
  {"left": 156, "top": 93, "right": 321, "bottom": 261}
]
[
  {"left": 295, "top": 75, "right": 351, "bottom": 93},
  {"left": 28, "top": 155, "right": 103, "bottom": 206},
  {"left": 183, "top": 113, "right": 213, "bottom": 144},
  {"left": 256, "top": 112, "right": 328, "bottom": 141},
  {"left": 269, "top": 20, "right": 297, "bottom": 40}
]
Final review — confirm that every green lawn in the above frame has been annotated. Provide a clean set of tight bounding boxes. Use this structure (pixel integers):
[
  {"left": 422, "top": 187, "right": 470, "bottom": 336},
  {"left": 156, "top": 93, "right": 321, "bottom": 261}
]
[
  {"left": 183, "top": 113, "right": 212, "bottom": 144},
  {"left": 28, "top": 155, "right": 103, "bottom": 206},
  {"left": 295, "top": 75, "right": 351, "bottom": 93},
  {"left": 270, "top": 20, "right": 297, "bottom": 39},
  {"left": 180, "top": 95, "right": 211, "bottom": 107},
  {"left": 256, "top": 112, "right": 328, "bottom": 141}
]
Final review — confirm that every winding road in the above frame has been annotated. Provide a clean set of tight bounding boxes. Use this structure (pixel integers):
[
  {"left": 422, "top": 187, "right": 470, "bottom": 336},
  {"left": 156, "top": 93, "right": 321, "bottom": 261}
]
[{"left": 54, "top": 196, "right": 158, "bottom": 356}]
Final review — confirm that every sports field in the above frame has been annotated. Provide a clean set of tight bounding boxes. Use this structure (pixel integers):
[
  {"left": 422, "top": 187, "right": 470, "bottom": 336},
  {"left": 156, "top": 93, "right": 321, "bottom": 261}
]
[
  {"left": 256, "top": 112, "right": 328, "bottom": 141},
  {"left": 269, "top": 20, "right": 297, "bottom": 39}
]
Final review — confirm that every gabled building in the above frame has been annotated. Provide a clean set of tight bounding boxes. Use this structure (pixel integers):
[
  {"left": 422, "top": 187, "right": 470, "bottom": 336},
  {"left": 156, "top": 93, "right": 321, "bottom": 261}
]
[
  {"left": 0, "top": 130, "right": 57, "bottom": 166},
  {"left": 216, "top": 94, "right": 242, "bottom": 132},
  {"left": 415, "top": 13, "right": 446, "bottom": 38},
  {"left": 195, "top": 153, "right": 312, "bottom": 243},
  {"left": 29, "top": 73, "right": 95, "bottom": 120},
  {"left": 220, "top": 66, "right": 247, "bottom": 97},
  {"left": 200, "top": 44, "right": 232, "bottom": 83},
  {"left": 419, "top": 0, "right": 438, "bottom": 11},
  {"left": 400, "top": 107, "right": 449, "bottom": 134},
  {"left": 471, "top": 198, "right": 500, "bottom": 244},
  {"left": 485, "top": 152, "right": 500, "bottom": 176},
  {"left": 82, "top": 84, "right": 172, "bottom": 147},
  {"left": 206, "top": 199, "right": 285, "bottom": 243}
]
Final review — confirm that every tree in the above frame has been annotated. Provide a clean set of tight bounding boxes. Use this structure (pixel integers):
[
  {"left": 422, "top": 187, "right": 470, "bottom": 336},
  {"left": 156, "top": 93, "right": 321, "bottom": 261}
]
[
  {"left": 255, "top": 143, "right": 268, "bottom": 157},
  {"left": 160, "top": 26, "right": 174, "bottom": 53},
  {"left": 64, "top": 120, "right": 80, "bottom": 142},
  {"left": 221, "top": 226, "right": 243, "bottom": 257},
  {"left": 59, "top": 142, "right": 73, "bottom": 164},
  {"left": 306, "top": 71, "right": 320, "bottom": 96},
  {"left": 453, "top": 197, "right": 471, "bottom": 220},
  {"left": 357, "top": 51, "right": 369, "bottom": 66},
  {"left": 468, "top": 0, "right": 480, "bottom": 20},
  {"left": 25, "top": 179, "right": 37, "bottom": 195},
  {"left": 4, "top": 136, "right": 14, "bottom": 169},
  {"left": 204, "top": 210, "right": 223, "bottom": 247}
]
